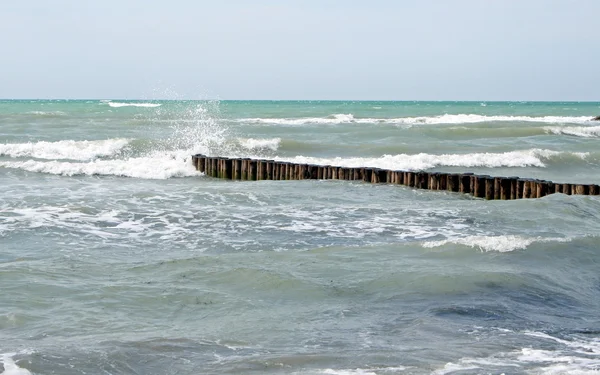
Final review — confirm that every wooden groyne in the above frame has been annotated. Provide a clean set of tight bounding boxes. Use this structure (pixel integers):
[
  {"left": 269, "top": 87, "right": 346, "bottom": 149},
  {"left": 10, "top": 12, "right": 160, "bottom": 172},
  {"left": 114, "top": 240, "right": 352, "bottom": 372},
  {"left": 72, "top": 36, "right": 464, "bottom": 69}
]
[{"left": 191, "top": 154, "right": 600, "bottom": 199}]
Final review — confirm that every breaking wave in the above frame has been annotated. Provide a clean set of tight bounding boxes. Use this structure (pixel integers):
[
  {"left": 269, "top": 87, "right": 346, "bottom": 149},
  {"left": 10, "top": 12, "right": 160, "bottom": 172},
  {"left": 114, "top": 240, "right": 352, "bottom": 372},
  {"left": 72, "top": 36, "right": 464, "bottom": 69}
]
[
  {"left": 106, "top": 102, "right": 162, "bottom": 108},
  {"left": 422, "top": 235, "right": 572, "bottom": 252},
  {"left": 276, "top": 149, "right": 588, "bottom": 171},
  {"left": 236, "top": 114, "right": 594, "bottom": 126},
  {"left": 545, "top": 125, "right": 600, "bottom": 138},
  {"left": 0, "top": 152, "right": 199, "bottom": 179},
  {"left": 0, "top": 139, "right": 130, "bottom": 161}
]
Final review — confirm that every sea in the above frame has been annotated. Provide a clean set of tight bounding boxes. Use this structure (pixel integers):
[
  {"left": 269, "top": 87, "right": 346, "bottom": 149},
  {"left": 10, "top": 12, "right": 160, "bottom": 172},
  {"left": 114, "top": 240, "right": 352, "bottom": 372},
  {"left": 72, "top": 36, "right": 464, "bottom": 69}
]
[{"left": 1, "top": 100, "right": 600, "bottom": 375}]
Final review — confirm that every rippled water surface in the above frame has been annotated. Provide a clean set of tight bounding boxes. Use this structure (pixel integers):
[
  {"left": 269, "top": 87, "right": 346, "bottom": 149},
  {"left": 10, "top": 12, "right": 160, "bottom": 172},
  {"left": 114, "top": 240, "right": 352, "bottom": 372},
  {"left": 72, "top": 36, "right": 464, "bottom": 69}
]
[{"left": 1, "top": 100, "right": 600, "bottom": 374}]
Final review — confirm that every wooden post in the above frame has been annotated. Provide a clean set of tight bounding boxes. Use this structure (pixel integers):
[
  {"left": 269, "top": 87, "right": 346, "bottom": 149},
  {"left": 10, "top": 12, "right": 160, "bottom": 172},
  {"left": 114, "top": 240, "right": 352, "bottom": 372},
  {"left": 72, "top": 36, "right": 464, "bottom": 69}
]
[
  {"left": 447, "top": 174, "right": 459, "bottom": 192},
  {"left": 438, "top": 173, "right": 447, "bottom": 190},
  {"left": 264, "top": 160, "right": 273, "bottom": 180},
  {"left": 224, "top": 158, "right": 232, "bottom": 179},
  {"left": 197, "top": 156, "right": 206, "bottom": 173},
  {"left": 589, "top": 185, "right": 599, "bottom": 195},
  {"left": 211, "top": 158, "right": 219, "bottom": 178},
  {"left": 554, "top": 183, "right": 562, "bottom": 194},
  {"left": 416, "top": 172, "right": 429, "bottom": 189},
  {"left": 395, "top": 171, "right": 405, "bottom": 185},
  {"left": 574, "top": 184, "right": 589, "bottom": 195},
  {"left": 485, "top": 177, "right": 495, "bottom": 200},
  {"left": 371, "top": 169, "right": 381, "bottom": 183},
  {"left": 429, "top": 173, "right": 439, "bottom": 190},
  {"left": 493, "top": 177, "right": 502, "bottom": 200},
  {"left": 508, "top": 177, "right": 519, "bottom": 199},
  {"left": 562, "top": 183, "right": 572, "bottom": 195},
  {"left": 459, "top": 173, "right": 472, "bottom": 194},
  {"left": 523, "top": 179, "right": 534, "bottom": 198},
  {"left": 404, "top": 172, "right": 412, "bottom": 187},
  {"left": 362, "top": 168, "right": 372, "bottom": 183},
  {"left": 472, "top": 175, "right": 486, "bottom": 198},
  {"left": 536, "top": 180, "right": 549, "bottom": 198},
  {"left": 500, "top": 178, "right": 511, "bottom": 200},
  {"left": 248, "top": 160, "right": 257, "bottom": 181},
  {"left": 232, "top": 158, "right": 241, "bottom": 180}
]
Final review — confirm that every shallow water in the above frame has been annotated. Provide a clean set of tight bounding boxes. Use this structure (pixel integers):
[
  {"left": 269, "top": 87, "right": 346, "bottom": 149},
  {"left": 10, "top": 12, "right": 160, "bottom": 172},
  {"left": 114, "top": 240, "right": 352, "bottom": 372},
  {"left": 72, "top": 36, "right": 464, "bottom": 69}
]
[{"left": 1, "top": 100, "right": 600, "bottom": 374}]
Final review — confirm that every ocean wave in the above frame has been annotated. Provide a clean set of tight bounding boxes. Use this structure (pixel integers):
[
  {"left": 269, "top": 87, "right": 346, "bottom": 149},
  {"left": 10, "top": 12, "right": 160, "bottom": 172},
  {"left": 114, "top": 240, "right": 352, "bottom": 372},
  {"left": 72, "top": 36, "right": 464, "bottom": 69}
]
[
  {"left": 106, "top": 102, "right": 161, "bottom": 108},
  {"left": 545, "top": 125, "right": 600, "bottom": 138},
  {"left": 432, "top": 331, "right": 600, "bottom": 375},
  {"left": 25, "top": 111, "right": 67, "bottom": 117},
  {"left": 236, "top": 114, "right": 593, "bottom": 126},
  {"left": 0, "top": 151, "right": 198, "bottom": 179},
  {"left": 277, "top": 149, "right": 588, "bottom": 171},
  {"left": 237, "top": 138, "right": 281, "bottom": 151},
  {"left": 0, "top": 352, "right": 32, "bottom": 375},
  {"left": 0, "top": 139, "right": 130, "bottom": 161},
  {"left": 422, "top": 235, "right": 571, "bottom": 252}
]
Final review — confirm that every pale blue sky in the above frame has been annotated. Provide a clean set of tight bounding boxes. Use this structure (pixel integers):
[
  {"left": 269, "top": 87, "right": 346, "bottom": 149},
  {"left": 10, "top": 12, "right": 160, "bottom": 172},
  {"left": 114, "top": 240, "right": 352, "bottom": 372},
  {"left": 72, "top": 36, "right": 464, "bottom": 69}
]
[{"left": 1, "top": 0, "right": 598, "bottom": 100}]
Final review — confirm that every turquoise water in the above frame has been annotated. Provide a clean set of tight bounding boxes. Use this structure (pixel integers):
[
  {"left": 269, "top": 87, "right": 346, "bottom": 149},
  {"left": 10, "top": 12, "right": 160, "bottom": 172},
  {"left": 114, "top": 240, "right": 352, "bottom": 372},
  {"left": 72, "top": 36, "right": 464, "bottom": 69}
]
[{"left": 1, "top": 100, "right": 600, "bottom": 374}]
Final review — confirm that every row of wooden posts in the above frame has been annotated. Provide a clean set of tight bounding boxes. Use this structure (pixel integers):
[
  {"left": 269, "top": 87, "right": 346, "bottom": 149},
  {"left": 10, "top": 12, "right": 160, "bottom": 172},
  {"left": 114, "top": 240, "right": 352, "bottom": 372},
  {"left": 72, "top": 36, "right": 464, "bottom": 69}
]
[{"left": 192, "top": 154, "right": 599, "bottom": 199}]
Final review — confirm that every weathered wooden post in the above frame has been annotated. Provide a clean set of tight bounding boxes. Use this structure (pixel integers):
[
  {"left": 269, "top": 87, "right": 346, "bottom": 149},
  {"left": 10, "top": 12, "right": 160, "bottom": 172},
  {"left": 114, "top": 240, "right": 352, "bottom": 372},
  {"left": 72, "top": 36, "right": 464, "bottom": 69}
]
[
  {"left": 395, "top": 171, "right": 405, "bottom": 185},
  {"left": 445, "top": 174, "right": 456, "bottom": 192},
  {"left": 472, "top": 175, "right": 486, "bottom": 198},
  {"left": 589, "top": 185, "right": 600, "bottom": 195},
  {"left": 429, "top": 173, "right": 439, "bottom": 190},
  {"left": 362, "top": 168, "right": 372, "bottom": 183},
  {"left": 485, "top": 176, "right": 495, "bottom": 200},
  {"left": 508, "top": 177, "right": 519, "bottom": 199},
  {"left": 223, "top": 158, "right": 233, "bottom": 179},
  {"left": 403, "top": 172, "right": 412, "bottom": 187},
  {"left": 574, "top": 184, "right": 589, "bottom": 195},
  {"left": 197, "top": 155, "right": 206, "bottom": 173},
  {"left": 248, "top": 160, "right": 257, "bottom": 181},
  {"left": 231, "top": 158, "right": 241, "bottom": 180},
  {"left": 500, "top": 178, "right": 512, "bottom": 200},
  {"left": 554, "top": 183, "right": 563, "bottom": 194},
  {"left": 416, "top": 172, "right": 429, "bottom": 189},
  {"left": 211, "top": 157, "right": 219, "bottom": 178},
  {"left": 459, "top": 173, "right": 472, "bottom": 194}
]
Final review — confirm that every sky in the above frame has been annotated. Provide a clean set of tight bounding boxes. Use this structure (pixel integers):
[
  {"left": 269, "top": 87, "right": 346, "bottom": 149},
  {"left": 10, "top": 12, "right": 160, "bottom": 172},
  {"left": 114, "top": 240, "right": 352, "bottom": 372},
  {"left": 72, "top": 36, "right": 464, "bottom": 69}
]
[{"left": 0, "top": 0, "right": 599, "bottom": 101}]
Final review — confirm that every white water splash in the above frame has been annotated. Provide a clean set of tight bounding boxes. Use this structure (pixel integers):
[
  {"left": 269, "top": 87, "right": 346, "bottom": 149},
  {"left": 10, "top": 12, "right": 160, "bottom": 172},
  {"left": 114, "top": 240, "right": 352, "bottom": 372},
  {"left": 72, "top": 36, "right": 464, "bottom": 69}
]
[
  {"left": 545, "top": 125, "right": 600, "bottom": 138},
  {"left": 236, "top": 114, "right": 593, "bottom": 126},
  {"left": 0, "top": 139, "right": 129, "bottom": 161},
  {"left": 422, "top": 235, "right": 572, "bottom": 252},
  {"left": 0, "top": 353, "right": 32, "bottom": 375},
  {"left": 107, "top": 102, "right": 161, "bottom": 108},
  {"left": 276, "top": 149, "right": 587, "bottom": 171},
  {"left": 238, "top": 138, "right": 281, "bottom": 151},
  {"left": 0, "top": 151, "right": 199, "bottom": 179}
]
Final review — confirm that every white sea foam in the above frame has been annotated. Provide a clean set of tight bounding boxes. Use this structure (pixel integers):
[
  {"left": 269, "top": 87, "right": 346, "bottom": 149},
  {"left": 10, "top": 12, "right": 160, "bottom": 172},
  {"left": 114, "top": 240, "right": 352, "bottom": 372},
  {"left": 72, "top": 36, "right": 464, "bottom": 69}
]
[
  {"left": 277, "top": 149, "right": 586, "bottom": 171},
  {"left": 236, "top": 114, "right": 593, "bottom": 126},
  {"left": 238, "top": 138, "right": 281, "bottom": 151},
  {"left": 422, "top": 235, "right": 572, "bottom": 252},
  {"left": 545, "top": 125, "right": 600, "bottom": 138},
  {"left": 107, "top": 102, "right": 161, "bottom": 108},
  {"left": 0, "top": 353, "right": 32, "bottom": 375},
  {"left": 0, "top": 139, "right": 129, "bottom": 161},
  {"left": 433, "top": 332, "right": 600, "bottom": 375},
  {"left": 317, "top": 367, "right": 408, "bottom": 375},
  {"left": 238, "top": 114, "right": 355, "bottom": 125},
  {"left": 0, "top": 151, "right": 199, "bottom": 179},
  {"left": 25, "top": 110, "right": 67, "bottom": 116}
]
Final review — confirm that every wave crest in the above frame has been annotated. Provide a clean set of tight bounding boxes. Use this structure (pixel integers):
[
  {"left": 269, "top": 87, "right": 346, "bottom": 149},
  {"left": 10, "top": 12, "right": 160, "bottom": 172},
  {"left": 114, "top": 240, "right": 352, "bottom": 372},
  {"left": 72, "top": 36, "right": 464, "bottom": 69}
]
[
  {"left": 236, "top": 114, "right": 593, "bottom": 126},
  {"left": 0, "top": 139, "right": 130, "bottom": 161},
  {"left": 422, "top": 235, "right": 571, "bottom": 252},
  {"left": 106, "top": 102, "right": 161, "bottom": 108},
  {"left": 277, "top": 149, "right": 587, "bottom": 171}
]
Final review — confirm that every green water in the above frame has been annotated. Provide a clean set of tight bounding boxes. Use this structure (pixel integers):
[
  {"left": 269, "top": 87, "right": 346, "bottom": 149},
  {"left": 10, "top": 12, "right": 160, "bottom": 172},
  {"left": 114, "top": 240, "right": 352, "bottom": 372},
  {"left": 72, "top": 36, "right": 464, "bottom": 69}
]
[{"left": 1, "top": 100, "right": 600, "bottom": 374}]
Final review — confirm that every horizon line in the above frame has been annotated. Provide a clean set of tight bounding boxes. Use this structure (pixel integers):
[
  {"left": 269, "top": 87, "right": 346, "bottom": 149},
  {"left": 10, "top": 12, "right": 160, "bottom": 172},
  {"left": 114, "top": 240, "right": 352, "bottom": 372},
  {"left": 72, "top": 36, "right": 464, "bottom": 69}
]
[{"left": 1, "top": 98, "right": 599, "bottom": 103}]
